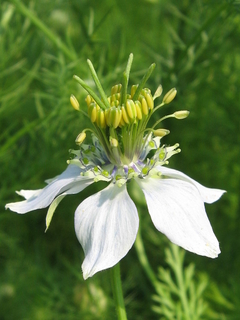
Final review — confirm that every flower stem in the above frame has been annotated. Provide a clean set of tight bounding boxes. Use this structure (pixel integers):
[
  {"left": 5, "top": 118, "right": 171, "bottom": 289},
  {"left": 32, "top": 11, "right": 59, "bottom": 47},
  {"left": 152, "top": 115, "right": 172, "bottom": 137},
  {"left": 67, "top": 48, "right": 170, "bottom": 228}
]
[
  {"left": 135, "top": 228, "right": 158, "bottom": 290},
  {"left": 110, "top": 263, "right": 128, "bottom": 320}
]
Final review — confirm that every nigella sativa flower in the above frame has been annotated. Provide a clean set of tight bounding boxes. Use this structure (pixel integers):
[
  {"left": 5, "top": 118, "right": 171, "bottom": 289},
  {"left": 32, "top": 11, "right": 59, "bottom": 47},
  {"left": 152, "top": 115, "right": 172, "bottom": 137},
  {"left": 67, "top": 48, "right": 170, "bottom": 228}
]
[{"left": 6, "top": 54, "right": 225, "bottom": 279}]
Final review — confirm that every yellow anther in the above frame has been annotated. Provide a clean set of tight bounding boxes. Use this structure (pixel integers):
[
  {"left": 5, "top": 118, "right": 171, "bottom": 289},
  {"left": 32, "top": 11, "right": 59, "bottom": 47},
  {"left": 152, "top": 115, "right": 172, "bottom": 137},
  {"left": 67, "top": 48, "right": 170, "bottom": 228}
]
[
  {"left": 140, "top": 96, "right": 149, "bottom": 115},
  {"left": 144, "top": 92, "right": 154, "bottom": 110},
  {"left": 126, "top": 99, "right": 136, "bottom": 121},
  {"left": 142, "top": 88, "right": 151, "bottom": 95},
  {"left": 106, "top": 107, "right": 122, "bottom": 129},
  {"left": 154, "top": 129, "right": 170, "bottom": 137},
  {"left": 173, "top": 110, "right": 190, "bottom": 119},
  {"left": 75, "top": 132, "right": 86, "bottom": 145},
  {"left": 119, "top": 114, "right": 125, "bottom": 127},
  {"left": 85, "top": 95, "right": 93, "bottom": 107},
  {"left": 104, "top": 109, "right": 110, "bottom": 127},
  {"left": 109, "top": 136, "right": 118, "bottom": 147},
  {"left": 70, "top": 94, "right": 80, "bottom": 111},
  {"left": 88, "top": 103, "right": 97, "bottom": 123},
  {"left": 153, "top": 85, "right": 163, "bottom": 100},
  {"left": 121, "top": 106, "right": 130, "bottom": 124},
  {"left": 96, "top": 109, "right": 106, "bottom": 128},
  {"left": 111, "top": 84, "right": 122, "bottom": 95},
  {"left": 131, "top": 84, "right": 138, "bottom": 98},
  {"left": 162, "top": 88, "right": 177, "bottom": 104},
  {"left": 110, "top": 93, "right": 121, "bottom": 103},
  {"left": 111, "top": 100, "right": 119, "bottom": 107},
  {"left": 113, "top": 107, "right": 122, "bottom": 128},
  {"left": 135, "top": 101, "right": 142, "bottom": 120}
]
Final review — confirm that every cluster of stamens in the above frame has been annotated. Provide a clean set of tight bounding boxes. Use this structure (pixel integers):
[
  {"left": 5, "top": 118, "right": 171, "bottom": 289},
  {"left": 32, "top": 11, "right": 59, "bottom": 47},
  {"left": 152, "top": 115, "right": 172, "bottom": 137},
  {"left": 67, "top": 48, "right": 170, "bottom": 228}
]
[
  {"left": 69, "top": 55, "right": 189, "bottom": 170},
  {"left": 85, "top": 84, "right": 154, "bottom": 129}
]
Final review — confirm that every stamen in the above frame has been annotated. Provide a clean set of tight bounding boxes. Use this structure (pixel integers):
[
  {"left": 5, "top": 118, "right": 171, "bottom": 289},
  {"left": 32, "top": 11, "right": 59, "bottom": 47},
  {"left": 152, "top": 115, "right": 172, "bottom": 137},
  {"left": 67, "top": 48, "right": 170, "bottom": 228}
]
[
  {"left": 111, "top": 84, "right": 122, "bottom": 95},
  {"left": 121, "top": 106, "right": 130, "bottom": 124},
  {"left": 70, "top": 94, "right": 80, "bottom": 111},
  {"left": 75, "top": 132, "right": 86, "bottom": 145},
  {"left": 126, "top": 99, "right": 137, "bottom": 122},
  {"left": 96, "top": 109, "right": 106, "bottom": 128},
  {"left": 135, "top": 101, "right": 143, "bottom": 120},
  {"left": 173, "top": 110, "right": 190, "bottom": 119},
  {"left": 162, "top": 88, "right": 177, "bottom": 104},
  {"left": 139, "top": 96, "right": 149, "bottom": 115},
  {"left": 154, "top": 129, "right": 170, "bottom": 137}
]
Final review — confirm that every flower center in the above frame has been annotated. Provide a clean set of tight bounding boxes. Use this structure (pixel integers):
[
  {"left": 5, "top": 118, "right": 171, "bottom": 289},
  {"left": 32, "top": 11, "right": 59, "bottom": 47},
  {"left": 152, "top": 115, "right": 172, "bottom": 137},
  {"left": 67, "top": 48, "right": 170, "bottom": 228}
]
[
  {"left": 69, "top": 54, "right": 189, "bottom": 183},
  {"left": 85, "top": 83, "right": 155, "bottom": 166}
]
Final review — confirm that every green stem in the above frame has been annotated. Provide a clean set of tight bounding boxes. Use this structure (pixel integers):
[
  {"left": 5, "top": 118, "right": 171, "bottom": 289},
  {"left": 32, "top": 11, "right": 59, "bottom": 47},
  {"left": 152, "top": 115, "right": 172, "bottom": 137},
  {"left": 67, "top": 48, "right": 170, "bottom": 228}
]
[
  {"left": 134, "top": 228, "right": 158, "bottom": 290},
  {"left": 10, "top": 0, "right": 77, "bottom": 60},
  {"left": 110, "top": 263, "right": 128, "bottom": 320}
]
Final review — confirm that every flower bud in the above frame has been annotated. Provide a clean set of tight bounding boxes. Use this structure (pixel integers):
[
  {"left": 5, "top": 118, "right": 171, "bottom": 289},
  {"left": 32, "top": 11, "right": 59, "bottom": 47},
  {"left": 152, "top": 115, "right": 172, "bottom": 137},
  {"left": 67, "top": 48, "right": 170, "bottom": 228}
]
[{"left": 162, "top": 88, "right": 177, "bottom": 104}]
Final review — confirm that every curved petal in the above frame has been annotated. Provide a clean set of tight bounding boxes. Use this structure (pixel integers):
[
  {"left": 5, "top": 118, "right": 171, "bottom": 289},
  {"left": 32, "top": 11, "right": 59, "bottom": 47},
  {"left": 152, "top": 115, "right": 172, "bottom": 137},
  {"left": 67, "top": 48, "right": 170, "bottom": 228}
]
[
  {"left": 74, "top": 183, "right": 139, "bottom": 279},
  {"left": 5, "top": 165, "right": 94, "bottom": 214},
  {"left": 136, "top": 176, "right": 220, "bottom": 258},
  {"left": 157, "top": 166, "right": 225, "bottom": 203}
]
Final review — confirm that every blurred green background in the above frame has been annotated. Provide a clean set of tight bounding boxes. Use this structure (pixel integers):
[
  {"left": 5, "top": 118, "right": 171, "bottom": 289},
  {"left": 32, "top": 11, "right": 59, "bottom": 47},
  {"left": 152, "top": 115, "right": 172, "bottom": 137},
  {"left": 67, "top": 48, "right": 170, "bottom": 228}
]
[{"left": 1, "top": 0, "right": 240, "bottom": 319}]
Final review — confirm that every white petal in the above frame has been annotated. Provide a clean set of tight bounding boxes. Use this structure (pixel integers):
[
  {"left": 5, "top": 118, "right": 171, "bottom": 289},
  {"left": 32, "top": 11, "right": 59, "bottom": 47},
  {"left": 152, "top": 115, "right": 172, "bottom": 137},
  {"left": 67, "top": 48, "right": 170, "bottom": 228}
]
[
  {"left": 5, "top": 165, "right": 94, "bottom": 214},
  {"left": 157, "top": 166, "right": 226, "bottom": 203},
  {"left": 137, "top": 176, "right": 220, "bottom": 258},
  {"left": 74, "top": 183, "right": 139, "bottom": 279},
  {"left": 16, "top": 189, "right": 42, "bottom": 199}
]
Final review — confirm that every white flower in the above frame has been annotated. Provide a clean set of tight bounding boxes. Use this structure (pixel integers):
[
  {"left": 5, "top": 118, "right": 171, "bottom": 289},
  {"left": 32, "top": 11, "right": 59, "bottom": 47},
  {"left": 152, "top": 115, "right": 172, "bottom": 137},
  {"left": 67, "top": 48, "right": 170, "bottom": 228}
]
[{"left": 6, "top": 55, "right": 225, "bottom": 279}]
